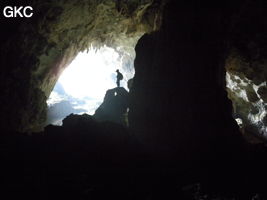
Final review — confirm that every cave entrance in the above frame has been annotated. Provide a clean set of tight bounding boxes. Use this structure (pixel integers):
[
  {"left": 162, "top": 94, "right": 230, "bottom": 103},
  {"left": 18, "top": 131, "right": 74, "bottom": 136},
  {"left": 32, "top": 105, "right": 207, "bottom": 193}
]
[{"left": 46, "top": 45, "right": 135, "bottom": 125}]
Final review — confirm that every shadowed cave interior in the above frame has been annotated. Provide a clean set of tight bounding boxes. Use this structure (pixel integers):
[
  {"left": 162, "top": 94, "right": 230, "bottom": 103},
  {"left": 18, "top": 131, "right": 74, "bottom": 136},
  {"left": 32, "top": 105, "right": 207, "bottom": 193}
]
[{"left": 1, "top": 0, "right": 267, "bottom": 199}]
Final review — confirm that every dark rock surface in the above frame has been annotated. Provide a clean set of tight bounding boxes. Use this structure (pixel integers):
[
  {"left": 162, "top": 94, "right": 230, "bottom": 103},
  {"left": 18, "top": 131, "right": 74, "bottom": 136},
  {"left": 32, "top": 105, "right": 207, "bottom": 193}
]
[
  {"left": 94, "top": 87, "right": 129, "bottom": 126},
  {"left": 0, "top": 115, "right": 137, "bottom": 200},
  {"left": 225, "top": 0, "right": 267, "bottom": 138},
  {"left": 1, "top": 114, "right": 267, "bottom": 200},
  {"left": 129, "top": 0, "right": 243, "bottom": 154}
]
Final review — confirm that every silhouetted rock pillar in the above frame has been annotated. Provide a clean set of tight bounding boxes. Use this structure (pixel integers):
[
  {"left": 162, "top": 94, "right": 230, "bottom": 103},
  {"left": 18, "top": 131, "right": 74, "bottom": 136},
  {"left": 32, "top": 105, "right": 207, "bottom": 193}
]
[
  {"left": 129, "top": 1, "right": 243, "bottom": 157},
  {"left": 94, "top": 87, "right": 129, "bottom": 126}
]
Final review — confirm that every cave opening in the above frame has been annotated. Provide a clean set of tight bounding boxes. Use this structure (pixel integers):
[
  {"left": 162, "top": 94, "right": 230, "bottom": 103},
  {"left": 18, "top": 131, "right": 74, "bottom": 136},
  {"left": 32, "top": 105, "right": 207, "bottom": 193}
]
[
  {"left": 2, "top": 1, "right": 267, "bottom": 199},
  {"left": 46, "top": 45, "right": 136, "bottom": 125}
]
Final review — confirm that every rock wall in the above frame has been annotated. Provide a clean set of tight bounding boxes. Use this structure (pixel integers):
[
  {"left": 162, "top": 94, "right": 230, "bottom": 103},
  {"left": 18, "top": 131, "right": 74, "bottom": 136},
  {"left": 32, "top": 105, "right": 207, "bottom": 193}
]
[
  {"left": 128, "top": 0, "right": 249, "bottom": 155},
  {"left": 225, "top": 0, "right": 267, "bottom": 140},
  {"left": 128, "top": 0, "right": 267, "bottom": 148}
]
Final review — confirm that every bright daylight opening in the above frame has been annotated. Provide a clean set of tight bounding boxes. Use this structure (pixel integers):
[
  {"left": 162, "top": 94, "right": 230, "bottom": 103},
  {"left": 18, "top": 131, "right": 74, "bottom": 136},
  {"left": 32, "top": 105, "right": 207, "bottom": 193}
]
[{"left": 46, "top": 45, "right": 135, "bottom": 125}]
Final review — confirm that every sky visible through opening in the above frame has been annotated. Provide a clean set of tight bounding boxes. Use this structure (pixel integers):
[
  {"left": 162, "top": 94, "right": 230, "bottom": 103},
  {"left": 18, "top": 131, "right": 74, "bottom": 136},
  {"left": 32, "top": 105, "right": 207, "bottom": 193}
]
[{"left": 46, "top": 46, "right": 134, "bottom": 125}]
